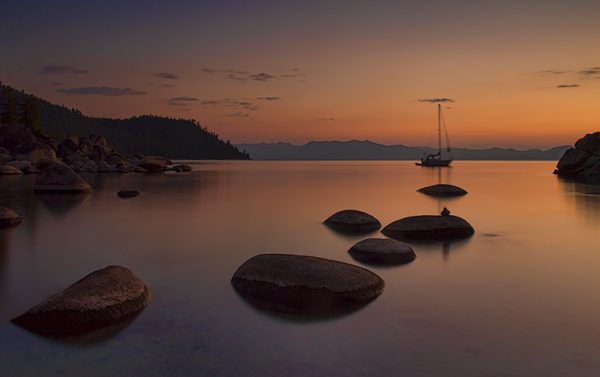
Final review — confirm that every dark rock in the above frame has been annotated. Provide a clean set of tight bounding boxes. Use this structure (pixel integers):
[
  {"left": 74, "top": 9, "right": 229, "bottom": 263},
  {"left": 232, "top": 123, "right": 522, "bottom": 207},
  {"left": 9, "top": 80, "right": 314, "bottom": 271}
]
[
  {"left": 323, "top": 209, "right": 381, "bottom": 233},
  {"left": 12, "top": 266, "right": 151, "bottom": 336},
  {"left": 64, "top": 150, "right": 89, "bottom": 165},
  {"left": 418, "top": 184, "right": 468, "bottom": 197},
  {"left": 34, "top": 162, "right": 92, "bottom": 193},
  {"left": 7, "top": 160, "right": 34, "bottom": 174},
  {"left": 106, "top": 152, "right": 127, "bottom": 166},
  {"left": 117, "top": 188, "right": 140, "bottom": 198},
  {"left": 0, "top": 164, "right": 24, "bottom": 175},
  {"left": 13, "top": 140, "right": 56, "bottom": 163},
  {"left": 231, "top": 254, "right": 384, "bottom": 315},
  {"left": 172, "top": 164, "right": 192, "bottom": 172},
  {"left": 348, "top": 238, "right": 416, "bottom": 265},
  {"left": 555, "top": 133, "right": 600, "bottom": 177},
  {"left": 382, "top": 215, "right": 475, "bottom": 241},
  {"left": 81, "top": 160, "right": 97, "bottom": 173},
  {"left": 96, "top": 160, "right": 114, "bottom": 173},
  {"left": 139, "top": 156, "right": 168, "bottom": 172},
  {"left": 0, "top": 205, "right": 21, "bottom": 228},
  {"left": 57, "top": 135, "right": 80, "bottom": 158}
]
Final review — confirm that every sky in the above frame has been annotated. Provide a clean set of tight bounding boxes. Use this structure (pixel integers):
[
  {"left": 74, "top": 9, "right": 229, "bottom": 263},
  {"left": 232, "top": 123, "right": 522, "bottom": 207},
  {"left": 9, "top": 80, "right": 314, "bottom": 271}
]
[{"left": 1, "top": 0, "right": 600, "bottom": 149}]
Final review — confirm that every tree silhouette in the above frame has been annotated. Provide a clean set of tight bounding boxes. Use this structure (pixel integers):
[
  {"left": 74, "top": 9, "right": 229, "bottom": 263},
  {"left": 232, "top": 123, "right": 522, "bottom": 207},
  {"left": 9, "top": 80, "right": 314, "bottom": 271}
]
[
  {"left": 19, "top": 96, "right": 42, "bottom": 136},
  {"left": 1, "top": 87, "right": 17, "bottom": 127}
]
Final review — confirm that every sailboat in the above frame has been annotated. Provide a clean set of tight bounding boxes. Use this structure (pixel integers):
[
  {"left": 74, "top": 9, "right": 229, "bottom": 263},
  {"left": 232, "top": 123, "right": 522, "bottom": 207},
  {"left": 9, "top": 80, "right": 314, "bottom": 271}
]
[{"left": 416, "top": 103, "right": 453, "bottom": 167}]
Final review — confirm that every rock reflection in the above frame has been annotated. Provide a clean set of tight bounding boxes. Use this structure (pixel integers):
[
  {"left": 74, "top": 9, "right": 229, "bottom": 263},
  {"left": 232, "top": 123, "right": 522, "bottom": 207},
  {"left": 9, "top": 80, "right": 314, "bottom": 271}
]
[
  {"left": 558, "top": 178, "right": 600, "bottom": 223},
  {"left": 36, "top": 193, "right": 89, "bottom": 218}
]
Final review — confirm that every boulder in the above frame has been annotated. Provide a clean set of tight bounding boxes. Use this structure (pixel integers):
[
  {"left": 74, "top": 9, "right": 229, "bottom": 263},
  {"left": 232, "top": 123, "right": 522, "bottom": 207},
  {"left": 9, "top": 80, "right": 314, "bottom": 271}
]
[
  {"left": 172, "top": 164, "right": 192, "bottom": 172},
  {"left": 0, "top": 164, "right": 24, "bottom": 175},
  {"left": 231, "top": 254, "right": 384, "bottom": 315},
  {"left": 106, "top": 153, "right": 126, "bottom": 166},
  {"left": 12, "top": 266, "right": 151, "bottom": 336},
  {"left": 139, "top": 156, "right": 168, "bottom": 172},
  {"left": 7, "top": 160, "right": 34, "bottom": 174},
  {"left": 382, "top": 215, "right": 475, "bottom": 241},
  {"left": 417, "top": 184, "right": 468, "bottom": 197},
  {"left": 348, "top": 238, "right": 416, "bottom": 265},
  {"left": 555, "top": 132, "right": 600, "bottom": 177},
  {"left": 64, "top": 150, "right": 89, "bottom": 165},
  {"left": 82, "top": 160, "right": 97, "bottom": 173},
  {"left": 57, "top": 135, "right": 79, "bottom": 158},
  {"left": 117, "top": 188, "right": 140, "bottom": 198},
  {"left": 115, "top": 163, "right": 135, "bottom": 173},
  {"left": 96, "top": 160, "right": 114, "bottom": 173},
  {"left": 89, "top": 135, "right": 108, "bottom": 148},
  {"left": 134, "top": 166, "right": 148, "bottom": 173},
  {"left": 34, "top": 162, "right": 92, "bottom": 193},
  {"left": 323, "top": 209, "right": 381, "bottom": 233},
  {"left": 0, "top": 147, "right": 11, "bottom": 164},
  {"left": 13, "top": 140, "right": 56, "bottom": 163},
  {"left": 0, "top": 206, "right": 22, "bottom": 228}
]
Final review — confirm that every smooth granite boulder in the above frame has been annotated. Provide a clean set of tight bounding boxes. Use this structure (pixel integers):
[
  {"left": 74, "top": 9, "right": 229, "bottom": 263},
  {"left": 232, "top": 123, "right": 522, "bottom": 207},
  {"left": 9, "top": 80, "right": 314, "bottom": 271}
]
[
  {"left": 117, "top": 188, "right": 140, "bottom": 198},
  {"left": 555, "top": 132, "right": 600, "bottom": 177},
  {"left": 417, "top": 184, "right": 468, "bottom": 197},
  {"left": 12, "top": 266, "right": 151, "bottom": 336},
  {"left": 7, "top": 160, "right": 34, "bottom": 174},
  {"left": 383, "top": 215, "right": 475, "bottom": 241},
  {"left": 324, "top": 209, "right": 381, "bottom": 233},
  {"left": 0, "top": 164, "right": 24, "bottom": 175},
  {"left": 348, "top": 238, "right": 416, "bottom": 265},
  {"left": 172, "top": 164, "right": 192, "bottom": 172},
  {"left": 34, "top": 162, "right": 92, "bottom": 193},
  {"left": 0, "top": 206, "right": 22, "bottom": 228},
  {"left": 232, "top": 254, "right": 384, "bottom": 315},
  {"left": 139, "top": 156, "right": 168, "bottom": 172}
]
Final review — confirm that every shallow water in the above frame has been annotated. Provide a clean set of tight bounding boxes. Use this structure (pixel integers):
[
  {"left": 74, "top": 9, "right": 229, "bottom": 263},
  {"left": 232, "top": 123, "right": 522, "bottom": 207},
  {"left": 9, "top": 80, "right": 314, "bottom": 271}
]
[{"left": 0, "top": 161, "right": 599, "bottom": 377}]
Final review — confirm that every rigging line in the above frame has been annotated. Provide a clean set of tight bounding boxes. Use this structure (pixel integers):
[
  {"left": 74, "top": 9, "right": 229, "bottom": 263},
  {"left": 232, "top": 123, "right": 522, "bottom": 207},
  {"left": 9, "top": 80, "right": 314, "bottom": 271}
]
[{"left": 442, "top": 109, "right": 452, "bottom": 153}]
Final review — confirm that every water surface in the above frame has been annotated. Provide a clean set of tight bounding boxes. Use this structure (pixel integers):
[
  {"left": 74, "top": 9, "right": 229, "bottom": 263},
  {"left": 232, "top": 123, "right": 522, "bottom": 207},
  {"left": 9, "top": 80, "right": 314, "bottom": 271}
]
[{"left": 1, "top": 161, "right": 599, "bottom": 376}]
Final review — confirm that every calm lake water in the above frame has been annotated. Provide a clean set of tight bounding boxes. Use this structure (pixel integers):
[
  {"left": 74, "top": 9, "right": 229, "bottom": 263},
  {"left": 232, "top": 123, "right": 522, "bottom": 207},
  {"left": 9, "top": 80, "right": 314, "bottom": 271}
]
[{"left": 1, "top": 161, "right": 599, "bottom": 377}]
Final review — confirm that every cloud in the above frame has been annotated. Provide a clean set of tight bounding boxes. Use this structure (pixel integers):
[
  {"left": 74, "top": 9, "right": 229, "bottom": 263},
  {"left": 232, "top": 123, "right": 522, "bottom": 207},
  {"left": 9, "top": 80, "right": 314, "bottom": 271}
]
[
  {"left": 223, "top": 112, "right": 250, "bottom": 118},
  {"left": 168, "top": 101, "right": 188, "bottom": 106},
  {"left": 556, "top": 84, "right": 580, "bottom": 88},
  {"left": 418, "top": 98, "right": 455, "bottom": 103},
  {"left": 199, "top": 98, "right": 258, "bottom": 111},
  {"left": 41, "top": 65, "right": 88, "bottom": 74},
  {"left": 59, "top": 86, "right": 147, "bottom": 96},
  {"left": 530, "top": 70, "right": 570, "bottom": 76},
  {"left": 256, "top": 96, "right": 281, "bottom": 101},
  {"left": 204, "top": 68, "right": 303, "bottom": 83},
  {"left": 319, "top": 117, "right": 335, "bottom": 121},
  {"left": 155, "top": 72, "right": 179, "bottom": 80},
  {"left": 578, "top": 67, "right": 600, "bottom": 77},
  {"left": 51, "top": 81, "right": 64, "bottom": 86},
  {"left": 170, "top": 96, "right": 198, "bottom": 102}
]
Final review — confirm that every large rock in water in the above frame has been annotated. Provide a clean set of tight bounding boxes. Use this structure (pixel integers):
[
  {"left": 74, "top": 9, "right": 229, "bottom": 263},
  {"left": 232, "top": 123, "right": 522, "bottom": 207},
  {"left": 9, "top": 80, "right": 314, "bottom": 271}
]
[
  {"left": 555, "top": 132, "right": 600, "bottom": 177},
  {"left": 348, "top": 238, "right": 416, "bottom": 265},
  {"left": 0, "top": 206, "right": 22, "bottom": 228},
  {"left": 13, "top": 140, "right": 56, "bottom": 164},
  {"left": 323, "top": 209, "right": 381, "bottom": 233},
  {"left": 383, "top": 215, "right": 475, "bottom": 240},
  {"left": 34, "top": 162, "right": 92, "bottom": 193},
  {"left": 231, "top": 254, "right": 384, "bottom": 315},
  {"left": 12, "top": 266, "right": 151, "bottom": 336},
  {"left": 117, "top": 188, "right": 140, "bottom": 198},
  {"left": 417, "top": 184, "right": 468, "bottom": 197},
  {"left": 139, "top": 156, "right": 169, "bottom": 172},
  {"left": 0, "top": 164, "right": 24, "bottom": 175}
]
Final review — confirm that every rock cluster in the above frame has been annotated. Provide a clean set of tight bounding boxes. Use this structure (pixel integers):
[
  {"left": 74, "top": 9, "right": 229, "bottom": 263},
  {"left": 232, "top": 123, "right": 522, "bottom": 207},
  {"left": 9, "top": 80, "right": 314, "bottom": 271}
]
[{"left": 555, "top": 132, "right": 600, "bottom": 178}]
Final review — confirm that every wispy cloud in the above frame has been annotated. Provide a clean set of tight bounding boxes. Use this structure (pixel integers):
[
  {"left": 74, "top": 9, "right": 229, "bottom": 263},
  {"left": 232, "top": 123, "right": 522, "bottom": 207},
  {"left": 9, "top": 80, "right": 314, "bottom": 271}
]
[
  {"left": 170, "top": 96, "right": 198, "bottom": 102},
  {"left": 529, "top": 70, "right": 570, "bottom": 76},
  {"left": 319, "top": 117, "right": 335, "bottom": 121},
  {"left": 200, "top": 98, "right": 258, "bottom": 111},
  {"left": 203, "top": 68, "right": 303, "bottom": 83},
  {"left": 556, "top": 84, "right": 580, "bottom": 88},
  {"left": 578, "top": 67, "right": 600, "bottom": 77},
  {"left": 41, "top": 65, "right": 88, "bottom": 74},
  {"left": 168, "top": 101, "right": 189, "bottom": 106},
  {"left": 59, "top": 86, "right": 147, "bottom": 96},
  {"left": 256, "top": 96, "right": 282, "bottom": 101},
  {"left": 418, "top": 98, "right": 455, "bottom": 103},
  {"left": 223, "top": 112, "right": 250, "bottom": 118},
  {"left": 155, "top": 72, "right": 179, "bottom": 80}
]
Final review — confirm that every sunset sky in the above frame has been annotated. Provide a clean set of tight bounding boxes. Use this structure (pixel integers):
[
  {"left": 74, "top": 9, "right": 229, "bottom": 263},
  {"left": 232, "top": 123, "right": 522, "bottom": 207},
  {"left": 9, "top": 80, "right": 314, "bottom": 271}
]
[{"left": 2, "top": 0, "right": 599, "bottom": 148}]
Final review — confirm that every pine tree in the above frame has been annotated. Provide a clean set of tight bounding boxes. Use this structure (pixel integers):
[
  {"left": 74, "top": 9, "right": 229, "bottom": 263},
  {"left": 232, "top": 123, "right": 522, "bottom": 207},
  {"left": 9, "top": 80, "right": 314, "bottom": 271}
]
[
  {"left": 1, "top": 87, "right": 17, "bottom": 126},
  {"left": 19, "top": 96, "right": 42, "bottom": 135}
]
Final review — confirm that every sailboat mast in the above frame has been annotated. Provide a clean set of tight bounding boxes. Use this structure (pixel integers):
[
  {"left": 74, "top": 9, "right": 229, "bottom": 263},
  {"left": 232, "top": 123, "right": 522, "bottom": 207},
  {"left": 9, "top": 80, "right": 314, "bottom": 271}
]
[{"left": 437, "top": 103, "right": 442, "bottom": 157}]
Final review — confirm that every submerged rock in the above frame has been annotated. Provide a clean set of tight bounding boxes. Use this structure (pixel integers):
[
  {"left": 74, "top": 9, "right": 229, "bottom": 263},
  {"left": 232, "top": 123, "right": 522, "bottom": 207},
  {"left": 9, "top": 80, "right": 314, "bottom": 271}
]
[
  {"left": 417, "top": 184, "right": 468, "bottom": 197},
  {"left": 555, "top": 132, "right": 600, "bottom": 177},
  {"left": 383, "top": 215, "right": 475, "bottom": 241},
  {"left": 12, "top": 266, "right": 151, "bottom": 336},
  {"left": 323, "top": 209, "right": 381, "bottom": 233},
  {"left": 0, "top": 164, "right": 24, "bottom": 175},
  {"left": 348, "top": 238, "right": 416, "bottom": 265},
  {"left": 0, "top": 206, "right": 22, "bottom": 228},
  {"left": 117, "top": 188, "right": 140, "bottom": 198},
  {"left": 34, "top": 162, "right": 92, "bottom": 193},
  {"left": 231, "top": 254, "right": 384, "bottom": 315}
]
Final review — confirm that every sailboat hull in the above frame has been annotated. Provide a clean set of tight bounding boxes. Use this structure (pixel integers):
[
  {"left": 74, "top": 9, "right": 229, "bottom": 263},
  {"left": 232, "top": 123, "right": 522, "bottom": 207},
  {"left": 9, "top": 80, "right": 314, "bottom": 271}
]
[{"left": 416, "top": 159, "right": 452, "bottom": 167}]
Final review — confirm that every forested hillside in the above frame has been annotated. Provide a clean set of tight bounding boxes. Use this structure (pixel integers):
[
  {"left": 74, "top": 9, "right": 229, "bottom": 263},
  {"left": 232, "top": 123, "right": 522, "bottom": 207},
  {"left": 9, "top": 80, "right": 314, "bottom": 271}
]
[{"left": 0, "top": 83, "right": 249, "bottom": 159}]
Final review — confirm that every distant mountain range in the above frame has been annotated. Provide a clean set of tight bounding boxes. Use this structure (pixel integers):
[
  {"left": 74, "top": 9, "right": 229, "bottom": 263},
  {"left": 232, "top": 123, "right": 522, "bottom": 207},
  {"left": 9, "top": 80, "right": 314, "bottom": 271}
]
[{"left": 237, "top": 140, "right": 570, "bottom": 161}]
